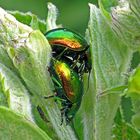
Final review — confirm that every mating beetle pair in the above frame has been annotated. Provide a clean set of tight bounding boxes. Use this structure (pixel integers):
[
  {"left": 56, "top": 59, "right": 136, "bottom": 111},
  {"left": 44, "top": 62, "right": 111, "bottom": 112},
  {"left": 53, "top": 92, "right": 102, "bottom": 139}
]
[{"left": 44, "top": 28, "right": 91, "bottom": 124}]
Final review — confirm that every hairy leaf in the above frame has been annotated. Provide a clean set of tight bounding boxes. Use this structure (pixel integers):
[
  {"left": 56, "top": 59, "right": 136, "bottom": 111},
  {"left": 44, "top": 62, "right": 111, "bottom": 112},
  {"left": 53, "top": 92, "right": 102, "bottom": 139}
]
[
  {"left": 0, "top": 106, "right": 51, "bottom": 140},
  {"left": 0, "top": 7, "right": 77, "bottom": 140},
  {"left": 9, "top": 11, "right": 47, "bottom": 33},
  {"left": 86, "top": 2, "right": 132, "bottom": 140}
]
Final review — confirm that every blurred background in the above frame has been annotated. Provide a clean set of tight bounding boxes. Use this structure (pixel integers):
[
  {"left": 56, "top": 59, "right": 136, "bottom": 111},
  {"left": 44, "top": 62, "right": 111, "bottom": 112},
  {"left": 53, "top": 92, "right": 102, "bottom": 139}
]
[{"left": 0, "top": 0, "right": 98, "bottom": 35}]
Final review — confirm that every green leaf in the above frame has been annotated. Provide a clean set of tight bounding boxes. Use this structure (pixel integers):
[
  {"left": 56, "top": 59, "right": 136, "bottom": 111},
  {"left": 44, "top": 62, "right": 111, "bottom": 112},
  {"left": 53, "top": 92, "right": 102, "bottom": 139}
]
[
  {"left": 0, "top": 62, "right": 33, "bottom": 122},
  {"left": 120, "top": 96, "right": 134, "bottom": 123},
  {"left": 0, "top": 106, "right": 51, "bottom": 140},
  {"left": 85, "top": 2, "right": 132, "bottom": 140},
  {"left": 131, "top": 51, "right": 140, "bottom": 69},
  {"left": 0, "top": 1, "right": 140, "bottom": 139},
  {"left": 132, "top": 111, "right": 140, "bottom": 128},
  {"left": 0, "top": 45, "right": 18, "bottom": 74},
  {"left": 11, "top": 30, "right": 77, "bottom": 140},
  {"left": 124, "top": 66, "right": 140, "bottom": 128},
  {"left": 113, "top": 110, "right": 140, "bottom": 140},
  {"left": 99, "top": 0, "right": 118, "bottom": 12},
  {"left": 130, "top": 97, "right": 140, "bottom": 129},
  {"left": 9, "top": 11, "right": 47, "bottom": 33},
  {"left": 0, "top": 9, "right": 77, "bottom": 140},
  {"left": 0, "top": 7, "right": 78, "bottom": 140},
  {"left": 126, "top": 66, "right": 140, "bottom": 99},
  {"left": 0, "top": 81, "right": 7, "bottom": 106},
  {"left": 111, "top": 0, "right": 140, "bottom": 49},
  {"left": 98, "top": 0, "right": 118, "bottom": 21},
  {"left": 46, "top": 2, "right": 60, "bottom": 30},
  {"left": 0, "top": 45, "right": 20, "bottom": 107}
]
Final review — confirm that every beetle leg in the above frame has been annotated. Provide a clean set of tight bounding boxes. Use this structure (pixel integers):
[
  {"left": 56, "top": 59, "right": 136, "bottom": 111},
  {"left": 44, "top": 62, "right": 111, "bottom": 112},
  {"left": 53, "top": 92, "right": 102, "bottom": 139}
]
[
  {"left": 56, "top": 97, "right": 67, "bottom": 102},
  {"left": 37, "top": 105, "right": 49, "bottom": 123},
  {"left": 65, "top": 105, "right": 72, "bottom": 125},
  {"left": 78, "top": 62, "right": 85, "bottom": 74},
  {"left": 65, "top": 115, "right": 71, "bottom": 125},
  {"left": 71, "top": 55, "right": 80, "bottom": 69},
  {"left": 51, "top": 76, "right": 62, "bottom": 88},
  {"left": 60, "top": 107, "right": 66, "bottom": 125},
  {"left": 44, "top": 95, "right": 55, "bottom": 99},
  {"left": 56, "top": 48, "right": 68, "bottom": 60},
  {"left": 44, "top": 92, "right": 58, "bottom": 99}
]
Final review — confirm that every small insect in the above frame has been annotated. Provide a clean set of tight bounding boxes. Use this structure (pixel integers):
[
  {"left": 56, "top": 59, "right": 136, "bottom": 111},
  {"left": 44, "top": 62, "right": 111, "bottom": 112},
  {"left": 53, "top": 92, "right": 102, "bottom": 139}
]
[
  {"left": 47, "top": 58, "right": 83, "bottom": 124},
  {"left": 45, "top": 28, "right": 92, "bottom": 75}
]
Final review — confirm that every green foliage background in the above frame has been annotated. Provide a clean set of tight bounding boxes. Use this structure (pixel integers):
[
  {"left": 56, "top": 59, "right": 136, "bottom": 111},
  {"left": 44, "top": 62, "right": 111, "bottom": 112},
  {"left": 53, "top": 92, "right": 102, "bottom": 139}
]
[
  {"left": 0, "top": 0, "right": 140, "bottom": 140},
  {"left": 0, "top": 0, "right": 98, "bottom": 34}
]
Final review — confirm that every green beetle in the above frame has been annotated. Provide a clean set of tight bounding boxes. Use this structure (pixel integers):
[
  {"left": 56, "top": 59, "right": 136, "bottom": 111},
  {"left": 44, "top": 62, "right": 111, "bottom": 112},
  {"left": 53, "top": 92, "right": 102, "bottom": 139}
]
[
  {"left": 45, "top": 28, "right": 92, "bottom": 75},
  {"left": 47, "top": 58, "right": 83, "bottom": 124}
]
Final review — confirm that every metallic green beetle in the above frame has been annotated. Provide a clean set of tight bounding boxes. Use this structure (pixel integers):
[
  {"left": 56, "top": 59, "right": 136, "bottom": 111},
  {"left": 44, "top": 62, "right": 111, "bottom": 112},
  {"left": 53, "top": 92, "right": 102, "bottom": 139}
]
[
  {"left": 48, "top": 58, "right": 83, "bottom": 123},
  {"left": 45, "top": 28, "right": 92, "bottom": 75}
]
